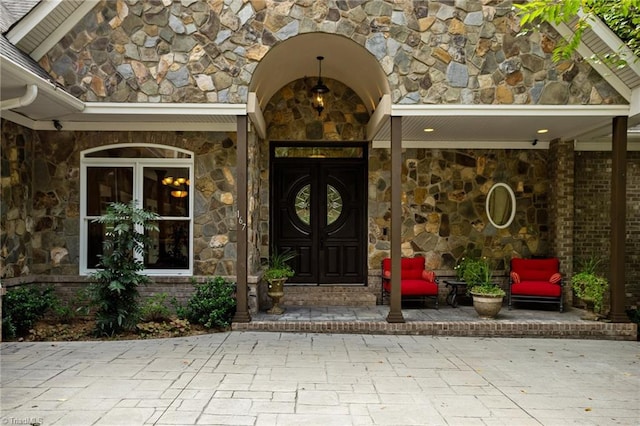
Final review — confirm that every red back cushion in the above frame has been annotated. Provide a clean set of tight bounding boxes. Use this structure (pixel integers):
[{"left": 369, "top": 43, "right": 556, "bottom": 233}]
[
  {"left": 511, "top": 258, "right": 560, "bottom": 281},
  {"left": 382, "top": 257, "right": 426, "bottom": 280}
]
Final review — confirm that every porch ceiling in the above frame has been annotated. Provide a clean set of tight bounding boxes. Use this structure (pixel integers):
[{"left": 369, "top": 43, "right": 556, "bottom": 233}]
[{"left": 371, "top": 105, "right": 639, "bottom": 150}]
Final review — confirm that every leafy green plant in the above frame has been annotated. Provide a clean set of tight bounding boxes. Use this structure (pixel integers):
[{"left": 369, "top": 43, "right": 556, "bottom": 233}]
[
  {"left": 179, "top": 277, "right": 237, "bottom": 329},
  {"left": 2, "top": 285, "right": 56, "bottom": 339},
  {"left": 571, "top": 257, "right": 608, "bottom": 314},
  {"left": 514, "top": 0, "right": 639, "bottom": 66},
  {"left": 263, "top": 249, "right": 296, "bottom": 282},
  {"left": 51, "top": 289, "right": 91, "bottom": 324},
  {"left": 88, "top": 201, "right": 159, "bottom": 336},
  {"left": 139, "top": 293, "right": 172, "bottom": 322},
  {"left": 456, "top": 257, "right": 505, "bottom": 296}
]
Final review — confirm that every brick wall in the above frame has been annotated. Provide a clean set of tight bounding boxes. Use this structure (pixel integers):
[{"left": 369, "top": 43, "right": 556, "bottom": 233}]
[
  {"left": 549, "top": 139, "right": 574, "bottom": 307},
  {"left": 574, "top": 151, "right": 640, "bottom": 308}
]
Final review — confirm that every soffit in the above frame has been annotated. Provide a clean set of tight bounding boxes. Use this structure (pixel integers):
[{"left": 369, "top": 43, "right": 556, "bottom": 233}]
[{"left": 370, "top": 105, "right": 635, "bottom": 148}]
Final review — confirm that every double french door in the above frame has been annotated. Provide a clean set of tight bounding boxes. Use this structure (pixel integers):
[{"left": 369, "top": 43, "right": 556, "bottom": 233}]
[{"left": 271, "top": 147, "right": 367, "bottom": 285}]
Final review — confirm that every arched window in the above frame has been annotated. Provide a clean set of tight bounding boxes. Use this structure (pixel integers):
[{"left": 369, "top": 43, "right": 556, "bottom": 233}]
[{"left": 80, "top": 144, "right": 194, "bottom": 275}]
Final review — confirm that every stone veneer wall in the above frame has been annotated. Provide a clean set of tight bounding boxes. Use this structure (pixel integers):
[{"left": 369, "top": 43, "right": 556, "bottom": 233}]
[
  {"left": 0, "top": 121, "right": 36, "bottom": 278},
  {"left": 0, "top": 119, "right": 245, "bottom": 279},
  {"left": 367, "top": 148, "right": 551, "bottom": 275},
  {"left": 40, "top": 0, "right": 625, "bottom": 107},
  {"left": 574, "top": 151, "right": 640, "bottom": 308}
]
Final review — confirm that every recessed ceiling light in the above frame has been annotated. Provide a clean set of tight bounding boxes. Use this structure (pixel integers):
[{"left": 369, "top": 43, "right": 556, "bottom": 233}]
[
  {"left": 423, "top": 128, "right": 434, "bottom": 132},
  {"left": 537, "top": 129, "right": 549, "bottom": 134}
]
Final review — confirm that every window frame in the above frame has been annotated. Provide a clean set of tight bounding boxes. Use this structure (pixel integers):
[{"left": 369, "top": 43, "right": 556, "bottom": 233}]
[{"left": 80, "top": 143, "right": 194, "bottom": 276}]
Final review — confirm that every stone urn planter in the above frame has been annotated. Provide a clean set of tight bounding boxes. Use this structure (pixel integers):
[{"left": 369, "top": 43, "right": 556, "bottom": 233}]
[
  {"left": 266, "top": 278, "right": 287, "bottom": 315},
  {"left": 263, "top": 249, "right": 296, "bottom": 315},
  {"left": 455, "top": 257, "right": 505, "bottom": 319},
  {"left": 470, "top": 292, "right": 504, "bottom": 319}
]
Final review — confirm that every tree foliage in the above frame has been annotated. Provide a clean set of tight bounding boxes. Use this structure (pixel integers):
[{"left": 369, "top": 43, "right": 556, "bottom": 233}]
[{"left": 515, "top": 0, "right": 639, "bottom": 66}]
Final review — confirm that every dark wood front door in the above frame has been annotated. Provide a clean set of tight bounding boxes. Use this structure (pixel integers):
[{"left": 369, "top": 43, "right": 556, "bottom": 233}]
[{"left": 271, "top": 148, "right": 367, "bottom": 285}]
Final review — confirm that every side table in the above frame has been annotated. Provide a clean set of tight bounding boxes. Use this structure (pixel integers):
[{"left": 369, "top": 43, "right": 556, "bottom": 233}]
[{"left": 444, "top": 280, "right": 468, "bottom": 308}]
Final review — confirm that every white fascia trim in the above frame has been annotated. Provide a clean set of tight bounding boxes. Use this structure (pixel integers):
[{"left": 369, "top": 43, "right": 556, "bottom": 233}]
[
  {"left": 391, "top": 104, "right": 630, "bottom": 117},
  {"left": 372, "top": 140, "right": 551, "bottom": 150},
  {"left": 247, "top": 92, "right": 266, "bottom": 139},
  {"left": 39, "top": 121, "right": 238, "bottom": 132},
  {"left": 81, "top": 102, "right": 247, "bottom": 116},
  {"left": 6, "top": 0, "right": 62, "bottom": 44},
  {"left": 367, "top": 94, "right": 391, "bottom": 140},
  {"left": 0, "top": 109, "right": 37, "bottom": 129},
  {"left": 31, "top": 1, "right": 99, "bottom": 61},
  {"left": 554, "top": 21, "right": 631, "bottom": 102},
  {"left": 631, "top": 86, "right": 640, "bottom": 119},
  {"left": 0, "top": 56, "right": 84, "bottom": 111},
  {"left": 577, "top": 10, "right": 640, "bottom": 79}
]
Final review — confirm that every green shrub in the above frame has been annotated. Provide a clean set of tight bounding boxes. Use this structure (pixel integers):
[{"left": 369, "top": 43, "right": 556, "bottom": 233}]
[
  {"left": 140, "top": 293, "right": 172, "bottom": 322},
  {"left": 179, "top": 277, "right": 236, "bottom": 329},
  {"left": 51, "top": 289, "right": 91, "bottom": 324},
  {"left": 88, "top": 201, "right": 159, "bottom": 336},
  {"left": 2, "top": 285, "right": 56, "bottom": 339}
]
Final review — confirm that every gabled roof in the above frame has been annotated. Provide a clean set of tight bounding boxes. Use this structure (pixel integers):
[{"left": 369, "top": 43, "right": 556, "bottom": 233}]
[{"left": 0, "top": 0, "right": 39, "bottom": 33}]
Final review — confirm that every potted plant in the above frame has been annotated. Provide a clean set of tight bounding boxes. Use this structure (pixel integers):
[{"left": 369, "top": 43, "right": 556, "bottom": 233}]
[
  {"left": 263, "top": 249, "right": 296, "bottom": 314},
  {"left": 457, "top": 257, "right": 505, "bottom": 319},
  {"left": 571, "top": 257, "right": 608, "bottom": 320}
]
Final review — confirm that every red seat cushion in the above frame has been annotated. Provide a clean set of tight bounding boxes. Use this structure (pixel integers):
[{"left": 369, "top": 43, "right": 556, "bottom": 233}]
[
  {"left": 383, "top": 279, "right": 438, "bottom": 296},
  {"left": 511, "top": 281, "right": 562, "bottom": 297},
  {"left": 511, "top": 258, "right": 559, "bottom": 282},
  {"left": 382, "top": 257, "right": 426, "bottom": 280}
]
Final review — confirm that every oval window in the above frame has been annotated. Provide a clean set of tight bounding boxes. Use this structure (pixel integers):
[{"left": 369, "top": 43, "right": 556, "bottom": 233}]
[{"left": 486, "top": 183, "right": 516, "bottom": 229}]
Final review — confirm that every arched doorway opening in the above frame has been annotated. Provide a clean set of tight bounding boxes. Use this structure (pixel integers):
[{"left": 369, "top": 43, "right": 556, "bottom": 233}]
[{"left": 249, "top": 33, "right": 389, "bottom": 286}]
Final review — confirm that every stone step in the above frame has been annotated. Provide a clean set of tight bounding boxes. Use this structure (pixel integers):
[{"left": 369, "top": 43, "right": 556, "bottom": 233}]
[{"left": 282, "top": 286, "right": 377, "bottom": 307}]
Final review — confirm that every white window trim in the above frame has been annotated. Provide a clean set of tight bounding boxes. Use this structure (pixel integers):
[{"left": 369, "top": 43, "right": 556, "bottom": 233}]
[{"left": 80, "top": 143, "right": 194, "bottom": 276}]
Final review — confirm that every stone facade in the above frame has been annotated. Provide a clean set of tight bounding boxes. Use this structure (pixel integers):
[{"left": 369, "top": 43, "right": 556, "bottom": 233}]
[
  {"left": 2, "top": 0, "right": 638, "bottom": 309},
  {"left": 40, "top": 0, "right": 625, "bottom": 106},
  {"left": 0, "top": 120, "right": 244, "bottom": 278},
  {"left": 366, "top": 147, "right": 552, "bottom": 273}
]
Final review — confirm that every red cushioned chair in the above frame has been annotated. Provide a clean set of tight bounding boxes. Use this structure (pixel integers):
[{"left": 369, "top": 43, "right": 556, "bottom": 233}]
[
  {"left": 381, "top": 256, "right": 439, "bottom": 309},
  {"left": 509, "top": 258, "right": 564, "bottom": 312}
]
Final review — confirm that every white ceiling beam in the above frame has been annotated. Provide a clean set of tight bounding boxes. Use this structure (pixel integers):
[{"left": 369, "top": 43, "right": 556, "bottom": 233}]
[
  {"left": 366, "top": 94, "right": 390, "bottom": 140},
  {"left": 35, "top": 121, "right": 237, "bottom": 132},
  {"left": 391, "top": 104, "right": 630, "bottom": 117},
  {"left": 247, "top": 92, "right": 266, "bottom": 139},
  {"left": 372, "top": 140, "right": 550, "bottom": 149},
  {"left": 81, "top": 102, "right": 246, "bottom": 116}
]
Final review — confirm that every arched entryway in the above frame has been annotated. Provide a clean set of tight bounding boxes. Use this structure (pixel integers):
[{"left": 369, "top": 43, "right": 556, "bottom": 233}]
[{"left": 249, "top": 33, "right": 389, "bottom": 286}]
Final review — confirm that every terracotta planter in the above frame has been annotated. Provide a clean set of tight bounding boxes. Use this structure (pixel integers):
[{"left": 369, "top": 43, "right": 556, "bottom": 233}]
[
  {"left": 471, "top": 292, "right": 504, "bottom": 319},
  {"left": 266, "top": 278, "right": 287, "bottom": 314}
]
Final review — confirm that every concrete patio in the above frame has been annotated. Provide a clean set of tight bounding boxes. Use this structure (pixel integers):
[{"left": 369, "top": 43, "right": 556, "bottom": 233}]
[{"left": 1, "top": 332, "right": 639, "bottom": 425}]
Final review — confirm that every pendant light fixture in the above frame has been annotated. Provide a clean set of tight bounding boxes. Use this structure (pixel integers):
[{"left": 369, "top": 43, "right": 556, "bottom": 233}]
[{"left": 311, "top": 56, "right": 329, "bottom": 116}]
